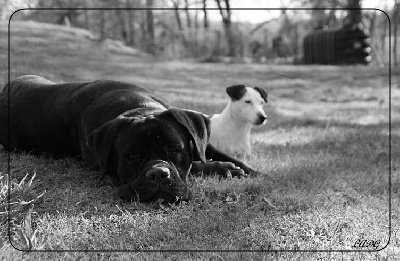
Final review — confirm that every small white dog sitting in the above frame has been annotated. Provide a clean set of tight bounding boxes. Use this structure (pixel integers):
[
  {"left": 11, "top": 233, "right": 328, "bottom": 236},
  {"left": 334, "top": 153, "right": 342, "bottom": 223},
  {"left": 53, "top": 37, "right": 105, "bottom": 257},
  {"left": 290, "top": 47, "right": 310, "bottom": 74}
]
[{"left": 209, "top": 84, "right": 268, "bottom": 158}]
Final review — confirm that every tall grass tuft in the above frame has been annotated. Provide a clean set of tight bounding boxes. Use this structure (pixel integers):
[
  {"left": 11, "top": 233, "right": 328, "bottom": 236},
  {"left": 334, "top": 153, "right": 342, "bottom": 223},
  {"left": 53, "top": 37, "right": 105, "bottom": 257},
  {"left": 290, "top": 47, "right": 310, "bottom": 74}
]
[{"left": 0, "top": 172, "right": 45, "bottom": 250}]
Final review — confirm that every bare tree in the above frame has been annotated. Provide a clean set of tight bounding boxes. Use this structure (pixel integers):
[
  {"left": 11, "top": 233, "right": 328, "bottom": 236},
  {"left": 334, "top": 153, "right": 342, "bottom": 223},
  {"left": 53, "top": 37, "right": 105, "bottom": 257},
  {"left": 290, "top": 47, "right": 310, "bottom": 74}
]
[
  {"left": 202, "top": 0, "right": 209, "bottom": 29},
  {"left": 393, "top": 0, "right": 399, "bottom": 66},
  {"left": 250, "top": 17, "right": 280, "bottom": 35},
  {"left": 310, "top": 1, "right": 330, "bottom": 29},
  {"left": 215, "top": 0, "right": 235, "bottom": 57},
  {"left": 126, "top": 0, "right": 136, "bottom": 46},
  {"left": 345, "top": 0, "right": 362, "bottom": 26},
  {"left": 139, "top": 11, "right": 147, "bottom": 49},
  {"left": 365, "top": 9, "right": 378, "bottom": 38},
  {"left": 325, "top": 0, "right": 339, "bottom": 28},
  {"left": 146, "top": 0, "right": 155, "bottom": 54},
  {"left": 116, "top": 7, "right": 128, "bottom": 43},
  {"left": 98, "top": 0, "right": 106, "bottom": 40},
  {"left": 184, "top": 0, "right": 191, "bottom": 28},
  {"left": 299, "top": 0, "right": 347, "bottom": 29},
  {"left": 172, "top": 0, "right": 184, "bottom": 31},
  {"left": 194, "top": 6, "right": 199, "bottom": 29},
  {"left": 172, "top": 0, "right": 188, "bottom": 49},
  {"left": 381, "top": 0, "right": 389, "bottom": 54}
]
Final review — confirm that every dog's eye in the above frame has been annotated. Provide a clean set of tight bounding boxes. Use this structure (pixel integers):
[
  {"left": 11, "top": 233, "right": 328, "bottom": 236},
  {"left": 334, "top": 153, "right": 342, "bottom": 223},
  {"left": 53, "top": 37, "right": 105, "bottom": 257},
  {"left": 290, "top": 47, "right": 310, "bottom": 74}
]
[
  {"left": 167, "top": 146, "right": 181, "bottom": 154},
  {"left": 126, "top": 154, "right": 141, "bottom": 163},
  {"left": 244, "top": 100, "right": 251, "bottom": 104}
]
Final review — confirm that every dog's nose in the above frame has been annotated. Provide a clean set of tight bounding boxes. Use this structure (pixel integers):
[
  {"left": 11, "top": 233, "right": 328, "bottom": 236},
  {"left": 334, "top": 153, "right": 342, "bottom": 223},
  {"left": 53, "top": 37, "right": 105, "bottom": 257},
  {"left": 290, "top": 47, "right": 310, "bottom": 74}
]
[
  {"left": 146, "top": 167, "right": 171, "bottom": 183},
  {"left": 257, "top": 114, "right": 267, "bottom": 124}
]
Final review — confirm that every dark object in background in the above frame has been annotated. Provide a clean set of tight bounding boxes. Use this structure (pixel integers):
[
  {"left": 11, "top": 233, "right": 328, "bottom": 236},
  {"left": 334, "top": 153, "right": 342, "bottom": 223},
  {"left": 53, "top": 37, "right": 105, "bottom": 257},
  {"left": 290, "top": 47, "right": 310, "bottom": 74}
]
[{"left": 303, "top": 24, "right": 371, "bottom": 65}]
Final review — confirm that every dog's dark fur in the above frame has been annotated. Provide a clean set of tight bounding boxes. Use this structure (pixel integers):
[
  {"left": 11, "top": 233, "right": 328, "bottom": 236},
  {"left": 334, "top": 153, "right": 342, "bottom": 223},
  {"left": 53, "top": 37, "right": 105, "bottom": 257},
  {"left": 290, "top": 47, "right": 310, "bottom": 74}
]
[{"left": 0, "top": 75, "right": 257, "bottom": 203}]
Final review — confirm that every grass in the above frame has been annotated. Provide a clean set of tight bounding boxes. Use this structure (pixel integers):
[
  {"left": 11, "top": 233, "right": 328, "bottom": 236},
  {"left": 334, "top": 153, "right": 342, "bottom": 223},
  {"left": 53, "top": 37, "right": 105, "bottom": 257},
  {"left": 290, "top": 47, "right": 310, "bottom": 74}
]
[{"left": 0, "top": 19, "right": 399, "bottom": 260}]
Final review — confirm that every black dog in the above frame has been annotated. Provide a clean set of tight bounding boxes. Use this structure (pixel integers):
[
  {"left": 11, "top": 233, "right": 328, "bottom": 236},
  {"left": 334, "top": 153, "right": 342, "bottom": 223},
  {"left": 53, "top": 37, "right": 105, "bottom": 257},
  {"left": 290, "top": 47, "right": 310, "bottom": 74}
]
[{"left": 0, "top": 75, "right": 258, "bottom": 203}]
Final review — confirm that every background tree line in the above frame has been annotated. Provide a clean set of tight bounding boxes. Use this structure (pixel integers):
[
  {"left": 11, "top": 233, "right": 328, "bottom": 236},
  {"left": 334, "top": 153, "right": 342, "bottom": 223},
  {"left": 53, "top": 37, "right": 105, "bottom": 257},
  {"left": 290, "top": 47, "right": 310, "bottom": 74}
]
[{"left": 1, "top": 0, "right": 399, "bottom": 65}]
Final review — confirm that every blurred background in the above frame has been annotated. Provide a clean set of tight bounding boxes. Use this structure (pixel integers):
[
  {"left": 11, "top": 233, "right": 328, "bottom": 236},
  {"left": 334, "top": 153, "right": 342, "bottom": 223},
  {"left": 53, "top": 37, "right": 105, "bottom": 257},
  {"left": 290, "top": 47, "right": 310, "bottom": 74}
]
[
  {"left": 1, "top": 0, "right": 398, "bottom": 67},
  {"left": 1, "top": 1, "right": 399, "bottom": 255}
]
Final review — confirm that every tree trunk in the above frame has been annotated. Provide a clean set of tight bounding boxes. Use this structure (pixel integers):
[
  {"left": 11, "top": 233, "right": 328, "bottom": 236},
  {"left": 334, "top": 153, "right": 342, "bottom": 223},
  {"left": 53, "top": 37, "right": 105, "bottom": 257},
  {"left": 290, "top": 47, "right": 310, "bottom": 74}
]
[
  {"left": 381, "top": 0, "right": 388, "bottom": 55},
  {"left": 194, "top": 6, "right": 199, "bottom": 56},
  {"left": 393, "top": 1, "right": 399, "bottom": 66},
  {"left": 262, "top": 29, "right": 269, "bottom": 57},
  {"left": 293, "top": 23, "right": 299, "bottom": 56},
  {"left": 184, "top": 0, "right": 191, "bottom": 28},
  {"left": 368, "top": 9, "right": 378, "bottom": 38},
  {"left": 99, "top": 9, "right": 106, "bottom": 40},
  {"left": 215, "top": 0, "right": 235, "bottom": 57},
  {"left": 312, "top": 9, "right": 327, "bottom": 30},
  {"left": 213, "top": 30, "right": 221, "bottom": 56},
  {"left": 326, "top": 9, "right": 338, "bottom": 28},
  {"left": 346, "top": 0, "right": 362, "bottom": 26},
  {"left": 203, "top": 0, "right": 209, "bottom": 29},
  {"left": 146, "top": 0, "right": 155, "bottom": 54},
  {"left": 173, "top": 0, "right": 188, "bottom": 49},
  {"left": 223, "top": 20, "right": 235, "bottom": 57},
  {"left": 194, "top": 8, "right": 199, "bottom": 29},
  {"left": 173, "top": 1, "right": 183, "bottom": 32},
  {"left": 126, "top": 0, "right": 135, "bottom": 46},
  {"left": 238, "top": 29, "right": 245, "bottom": 58},
  {"left": 140, "top": 11, "right": 147, "bottom": 49},
  {"left": 116, "top": 9, "right": 128, "bottom": 43}
]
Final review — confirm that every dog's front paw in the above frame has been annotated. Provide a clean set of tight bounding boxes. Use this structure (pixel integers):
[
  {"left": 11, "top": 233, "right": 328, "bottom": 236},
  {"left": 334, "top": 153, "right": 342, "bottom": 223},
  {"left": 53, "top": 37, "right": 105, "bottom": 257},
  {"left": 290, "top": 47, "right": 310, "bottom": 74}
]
[
  {"left": 191, "top": 161, "right": 247, "bottom": 178},
  {"left": 212, "top": 161, "right": 247, "bottom": 178},
  {"left": 236, "top": 163, "right": 259, "bottom": 176}
]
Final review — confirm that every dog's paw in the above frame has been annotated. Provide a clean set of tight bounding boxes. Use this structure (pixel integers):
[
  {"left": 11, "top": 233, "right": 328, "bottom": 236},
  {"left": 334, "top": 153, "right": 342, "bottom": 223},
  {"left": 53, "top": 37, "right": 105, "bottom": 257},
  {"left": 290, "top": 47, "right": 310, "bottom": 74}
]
[
  {"left": 238, "top": 163, "right": 263, "bottom": 176},
  {"left": 228, "top": 168, "right": 247, "bottom": 178},
  {"left": 191, "top": 161, "right": 248, "bottom": 178},
  {"left": 209, "top": 161, "right": 247, "bottom": 179}
]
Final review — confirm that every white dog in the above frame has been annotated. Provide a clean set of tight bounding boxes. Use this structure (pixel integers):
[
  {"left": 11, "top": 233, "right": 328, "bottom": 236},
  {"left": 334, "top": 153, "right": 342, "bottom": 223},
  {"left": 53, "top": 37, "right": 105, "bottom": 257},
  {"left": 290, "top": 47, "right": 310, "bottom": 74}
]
[{"left": 209, "top": 85, "right": 268, "bottom": 158}]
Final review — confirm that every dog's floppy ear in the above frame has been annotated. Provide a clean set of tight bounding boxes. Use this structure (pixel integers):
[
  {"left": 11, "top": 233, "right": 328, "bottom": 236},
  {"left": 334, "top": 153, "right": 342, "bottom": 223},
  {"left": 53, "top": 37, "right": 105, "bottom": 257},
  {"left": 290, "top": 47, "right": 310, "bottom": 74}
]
[
  {"left": 226, "top": 84, "right": 246, "bottom": 101},
  {"left": 254, "top": 86, "right": 268, "bottom": 103},
  {"left": 87, "top": 117, "right": 130, "bottom": 179},
  {"left": 160, "top": 108, "right": 210, "bottom": 163}
]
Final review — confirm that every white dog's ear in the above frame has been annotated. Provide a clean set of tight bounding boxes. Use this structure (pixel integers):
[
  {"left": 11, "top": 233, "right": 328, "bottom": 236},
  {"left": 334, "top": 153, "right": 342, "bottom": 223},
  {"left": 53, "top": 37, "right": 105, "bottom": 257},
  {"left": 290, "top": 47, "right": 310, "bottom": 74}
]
[
  {"left": 254, "top": 87, "right": 268, "bottom": 103},
  {"left": 226, "top": 85, "right": 246, "bottom": 101}
]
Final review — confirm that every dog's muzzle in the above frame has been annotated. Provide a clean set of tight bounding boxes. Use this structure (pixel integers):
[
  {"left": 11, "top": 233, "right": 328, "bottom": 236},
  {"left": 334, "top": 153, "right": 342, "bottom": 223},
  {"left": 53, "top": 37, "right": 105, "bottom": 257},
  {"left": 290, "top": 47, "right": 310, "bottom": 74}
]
[
  {"left": 256, "top": 114, "right": 267, "bottom": 125},
  {"left": 118, "top": 159, "right": 191, "bottom": 203},
  {"left": 145, "top": 162, "right": 172, "bottom": 184}
]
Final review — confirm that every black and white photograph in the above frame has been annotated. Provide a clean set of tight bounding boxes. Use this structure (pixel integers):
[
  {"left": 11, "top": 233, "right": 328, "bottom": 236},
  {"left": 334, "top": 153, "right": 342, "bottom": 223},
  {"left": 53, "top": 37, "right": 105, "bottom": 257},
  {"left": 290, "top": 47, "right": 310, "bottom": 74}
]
[{"left": 0, "top": 0, "right": 399, "bottom": 259}]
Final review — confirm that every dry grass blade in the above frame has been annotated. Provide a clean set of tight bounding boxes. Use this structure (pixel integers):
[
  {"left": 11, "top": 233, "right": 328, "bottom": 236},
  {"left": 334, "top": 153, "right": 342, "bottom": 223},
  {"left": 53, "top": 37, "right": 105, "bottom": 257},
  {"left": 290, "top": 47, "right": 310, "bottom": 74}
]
[
  {"left": 0, "top": 173, "right": 45, "bottom": 223},
  {"left": 0, "top": 172, "right": 45, "bottom": 249}
]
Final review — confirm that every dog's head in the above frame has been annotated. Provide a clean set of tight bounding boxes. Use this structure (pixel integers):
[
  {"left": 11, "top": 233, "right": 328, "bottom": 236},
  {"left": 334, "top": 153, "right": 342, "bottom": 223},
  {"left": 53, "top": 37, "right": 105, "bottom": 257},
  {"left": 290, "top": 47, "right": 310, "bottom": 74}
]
[
  {"left": 87, "top": 108, "right": 211, "bottom": 203},
  {"left": 226, "top": 84, "right": 268, "bottom": 125}
]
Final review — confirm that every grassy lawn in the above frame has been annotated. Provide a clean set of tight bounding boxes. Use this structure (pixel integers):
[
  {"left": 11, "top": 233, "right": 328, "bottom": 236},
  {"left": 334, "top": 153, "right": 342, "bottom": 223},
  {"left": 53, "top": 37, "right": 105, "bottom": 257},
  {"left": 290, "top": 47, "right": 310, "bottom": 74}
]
[{"left": 0, "top": 20, "right": 399, "bottom": 260}]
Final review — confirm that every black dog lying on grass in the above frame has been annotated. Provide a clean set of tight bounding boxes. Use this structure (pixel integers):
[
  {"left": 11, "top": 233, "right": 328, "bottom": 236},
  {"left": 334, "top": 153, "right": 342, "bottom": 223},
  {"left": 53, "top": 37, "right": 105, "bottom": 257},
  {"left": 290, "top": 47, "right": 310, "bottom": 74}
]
[{"left": 0, "top": 75, "right": 258, "bottom": 203}]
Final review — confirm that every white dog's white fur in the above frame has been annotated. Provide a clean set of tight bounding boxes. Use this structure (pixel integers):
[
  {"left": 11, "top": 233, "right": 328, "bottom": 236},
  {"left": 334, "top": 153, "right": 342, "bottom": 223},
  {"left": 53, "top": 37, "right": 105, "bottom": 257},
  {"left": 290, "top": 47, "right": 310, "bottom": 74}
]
[{"left": 210, "top": 85, "right": 267, "bottom": 158}]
